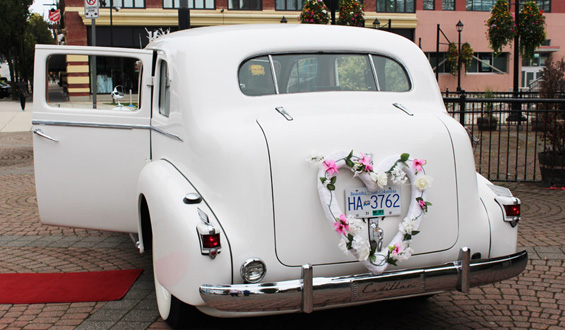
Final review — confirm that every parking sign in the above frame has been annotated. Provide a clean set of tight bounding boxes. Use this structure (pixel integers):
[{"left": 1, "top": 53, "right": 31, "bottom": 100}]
[{"left": 85, "top": 0, "right": 99, "bottom": 19}]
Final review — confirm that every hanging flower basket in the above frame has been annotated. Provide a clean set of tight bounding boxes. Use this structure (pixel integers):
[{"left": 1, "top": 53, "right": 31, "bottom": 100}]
[
  {"left": 300, "top": 0, "right": 330, "bottom": 24},
  {"left": 337, "top": 0, "right": 365, "bottom": 27},
  {"left": 486, "top": 0, "right": 516, "bottom": 56},
  {"left": 446, "top": 42, "right": 458, "bottom": 76},
  {"left": 518, "top": 1, "right": 546, "bottom": 60},
  {"left": 461, "top": 42, "right": 474, "bottom": 73}
]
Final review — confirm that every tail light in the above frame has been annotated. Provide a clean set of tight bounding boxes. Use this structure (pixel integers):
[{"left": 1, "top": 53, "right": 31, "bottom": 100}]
[
  {"left": 489, "top": 184, "right": 521, "bottom": 227},
  {"left": 196, "top": 208, "right": 221, "bottom": 259}
]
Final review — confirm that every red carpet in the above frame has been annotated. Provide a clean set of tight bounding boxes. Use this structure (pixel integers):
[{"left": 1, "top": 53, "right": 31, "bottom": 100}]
[{"left": 0, "top": 269, "right": 143, "bottom": 304}]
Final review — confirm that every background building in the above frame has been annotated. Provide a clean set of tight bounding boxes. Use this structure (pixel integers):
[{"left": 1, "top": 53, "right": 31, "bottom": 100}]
[{"left": 54, "top": 0, "right": 565, "bottom": 93}]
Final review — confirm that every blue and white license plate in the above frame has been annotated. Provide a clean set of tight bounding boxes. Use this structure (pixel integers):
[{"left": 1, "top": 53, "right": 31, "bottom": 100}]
[{"left": 345, "top": 186, "right": 402, "bottom": 218}]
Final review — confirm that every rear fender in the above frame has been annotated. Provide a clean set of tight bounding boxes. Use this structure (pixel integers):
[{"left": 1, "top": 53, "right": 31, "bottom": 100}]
[
  {"left": 137, "top": 160, "right": 232, "bottom": 306},
  {"left": 476, "top": 174, "right": 519, "bottom": 258}
]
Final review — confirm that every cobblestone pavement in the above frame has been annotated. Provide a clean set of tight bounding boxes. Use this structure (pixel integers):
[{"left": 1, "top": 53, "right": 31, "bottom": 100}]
[{"left": 1, "top": 131, "right": 564, "bottom": 330}]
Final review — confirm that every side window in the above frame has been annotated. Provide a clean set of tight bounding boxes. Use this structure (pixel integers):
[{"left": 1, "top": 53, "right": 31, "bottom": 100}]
[
  {"left": 46, "top": 54, "right": 142, "bottom": 110},
  {"left": 287, "top": 57, "right": 318, "bottom": 93},
  {"left": 336, "top": 55, "right": 377, "bottom": 91},
  {"left": 158, "top": 61, "right": 170, "bottom": 117},
  {"left": 372, "top": 55, "right": 411, "bottom": 92},
  {"left": 238, "top": 57, "right": 275, "bottom": 96}
]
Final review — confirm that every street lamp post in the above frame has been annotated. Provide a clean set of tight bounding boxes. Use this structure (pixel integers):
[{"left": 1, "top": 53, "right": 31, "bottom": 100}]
[{"left": 456, "top": 20, "right": 464, "bottom": 92}]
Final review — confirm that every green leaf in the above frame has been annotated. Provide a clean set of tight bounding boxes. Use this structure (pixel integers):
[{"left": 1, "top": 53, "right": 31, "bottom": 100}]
[
  {"left": 370, "top": 254, "right": 376, "bottom": 263},
  {"left": 320, "top": 177, "right": 327, "bottom": 184},
  {"left": 404, "top": 234, "right": 411, "bottom": 241},
  {"left": 400, "top": 153, "right": 410, "bottom": 162},
  {"left": 345, "top": 159, "right": 354, "bottom": 168},
  {"left": 388, "top": 259, "right": 398, "bottom": 266},
  {"left": 327, "top": 184, "right": 336, "bottom": 191},
  {"left": 330, "top": 176, "right": 337, "bottom": 184},
  {"left": 347, "top": 150, "right": 354, "bottom": 160},
  {"left": 412, "top": 230, "right": 420, "bottom": 236}
]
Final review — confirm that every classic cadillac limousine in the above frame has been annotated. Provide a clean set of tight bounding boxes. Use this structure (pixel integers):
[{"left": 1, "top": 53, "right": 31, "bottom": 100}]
[{"left": 32, "top": 24, "right": 527, "bottom": 327}]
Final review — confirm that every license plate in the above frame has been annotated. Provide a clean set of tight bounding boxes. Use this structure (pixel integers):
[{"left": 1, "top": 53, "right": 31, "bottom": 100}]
[{"left": 345, "top": 186, "right": 402, "bottom": 218}]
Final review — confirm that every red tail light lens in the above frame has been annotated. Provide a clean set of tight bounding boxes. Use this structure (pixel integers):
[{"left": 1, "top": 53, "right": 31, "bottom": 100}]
[
  {"left": 202, "top": 234, "right": 221, "bottom": 249},
  {"left": 504, "top": 204, "right": 520, "bottom": 217}
]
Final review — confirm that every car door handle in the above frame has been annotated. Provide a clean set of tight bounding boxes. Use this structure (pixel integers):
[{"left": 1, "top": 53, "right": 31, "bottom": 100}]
[{"left": 33, "top": 128, "right": 59, "bottom": 142}]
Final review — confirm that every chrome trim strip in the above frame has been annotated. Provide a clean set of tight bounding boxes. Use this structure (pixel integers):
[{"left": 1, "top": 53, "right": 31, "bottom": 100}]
[
  {"left": 268, "top": 55, "right": 280, "bottom": 95},
  {"left": 32, "top": 120, "right": 183, "bottom": 142},
  {"left": 200, "top": 250, "right": 527, "bottom": 313},
  {"left": 368, "top": 54, "right": 381, "bottom": 91},
  {"left": 33, "top": 128, "right": 59, "bottom": 142}
]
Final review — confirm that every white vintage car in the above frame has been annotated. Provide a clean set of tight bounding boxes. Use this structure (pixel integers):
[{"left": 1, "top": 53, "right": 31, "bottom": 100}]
[{"left": 32, "top": 24, "right": 527, "bottom": 327}]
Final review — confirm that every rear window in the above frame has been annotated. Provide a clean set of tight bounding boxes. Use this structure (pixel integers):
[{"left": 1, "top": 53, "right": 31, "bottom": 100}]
[{"left": 238, "top": 53, "right": 410, "bottom": 96}]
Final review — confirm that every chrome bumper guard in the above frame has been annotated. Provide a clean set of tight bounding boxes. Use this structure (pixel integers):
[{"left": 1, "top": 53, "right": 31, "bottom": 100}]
[{"left": 199, "top": 248, "right": 527, "bottom": 313}]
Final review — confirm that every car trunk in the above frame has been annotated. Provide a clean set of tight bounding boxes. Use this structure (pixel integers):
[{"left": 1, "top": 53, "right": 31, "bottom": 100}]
[{"left": 257, "top": 103, "right": 459, "bottom": 267}]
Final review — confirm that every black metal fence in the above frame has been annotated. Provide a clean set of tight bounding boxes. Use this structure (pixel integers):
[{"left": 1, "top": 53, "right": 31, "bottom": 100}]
[{"left": 443, "top": 93, "right": 565, "bottom": 184}]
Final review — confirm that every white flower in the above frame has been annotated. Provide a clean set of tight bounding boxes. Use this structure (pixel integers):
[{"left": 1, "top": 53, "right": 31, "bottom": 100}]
[
  {"left": 376, "top": 172, "right": 388, "bottom": 187},
  {"left": 352, "top": 236, "right": 370, "bottom": 261},
  {"left": 399, "top": 218, "right": 416, "bottom": 236},
  {"left": 338, "top": 238, "right": 349, "bottom": 254},
  {"left": 414, "top": 174, "right": 433, "bottom": 191},
  {"left": 391, "top": 167, "right": 407, "bottom": 185},
  {"left": 347, "top": 217, "right": 364, "bottom": 235},
  {"left": 307, "top": 153, "right": 324, "bottom": 164}
]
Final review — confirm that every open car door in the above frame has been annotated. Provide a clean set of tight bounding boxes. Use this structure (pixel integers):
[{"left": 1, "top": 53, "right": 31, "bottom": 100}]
[{"left": 32, "top": 45, "right": 153, "bottom": 233}]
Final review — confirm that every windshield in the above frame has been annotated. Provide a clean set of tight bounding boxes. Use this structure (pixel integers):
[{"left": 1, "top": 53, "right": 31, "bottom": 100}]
[{"left": 238, "top": 53, "right": 410, "bottom": 96}]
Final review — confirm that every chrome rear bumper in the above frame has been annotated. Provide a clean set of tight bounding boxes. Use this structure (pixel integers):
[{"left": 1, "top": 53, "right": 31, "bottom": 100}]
[{"left": 199, "top": 249, "right": 527, "bottom": 313}]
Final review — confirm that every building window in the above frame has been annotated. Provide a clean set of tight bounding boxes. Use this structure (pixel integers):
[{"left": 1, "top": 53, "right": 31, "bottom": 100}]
[
  {"left": 442, "top": 0, "right": 454, "bottom": 10},
  {"left": 423, "top": 0, "right": 434, "bottom": 10},
  {"left": 426, "top": 52, "right": 508, "bottom": 74},
  {"left": 520, "top": 0, "right": 550, "bottom": 12},
  {"left": 101, "top": 0, "right": 145, "bottom": 8},
  {"left": 163, "top": 0, "right": 215, "bottom": 9},
  {"left": 522, "top": 53, "right": 550, "bottom": 67},
  {"left": 467, "top": 53, "right": 508, "bottom": 73},
  {"left": 229, "top": 0, "right": 262, "bottom": 10},
  {"left": 466, "top": 0, "right": 495, "bottom": 11},
  {"left": 276, "top": 0, "right": 306, "bottom": 10},
  {"left": 377, "top": 0, "right": 415, "bottom": 13}
]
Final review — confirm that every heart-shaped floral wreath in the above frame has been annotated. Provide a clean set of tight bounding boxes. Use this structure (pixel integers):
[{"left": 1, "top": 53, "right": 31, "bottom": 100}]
[{"left": 310, "top": 150, "right": 433, "bottom": 275}]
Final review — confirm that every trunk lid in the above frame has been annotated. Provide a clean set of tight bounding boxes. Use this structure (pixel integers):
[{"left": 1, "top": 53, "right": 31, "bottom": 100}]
[{"left": 257, "top": 103, "right": 458, "bottom": 267}]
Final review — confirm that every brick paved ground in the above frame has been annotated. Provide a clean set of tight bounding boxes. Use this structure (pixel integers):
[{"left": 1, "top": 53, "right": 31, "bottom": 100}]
[{"left": 1, "top": 131, "right": 563, "bottom": 329}]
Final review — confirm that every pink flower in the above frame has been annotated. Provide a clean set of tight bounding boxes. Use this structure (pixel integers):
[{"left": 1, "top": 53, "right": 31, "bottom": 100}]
[
  {"left": 324, "top": 159, "right": 339, "bottom": 176},
  {"left": 413, "top": 159, "right": 426, "bottom": 172},
  {"left": 392, "top": 243, "right": 401, "bottom": 255},
  {"left": 334, "top": 214, "right": 349, "bottom": 235},
  {"left": 419, "top": 199, "right": 426, "bottom": 209},
  {"left": 359, "top": 153, "right": 373, "bottom": 172}
]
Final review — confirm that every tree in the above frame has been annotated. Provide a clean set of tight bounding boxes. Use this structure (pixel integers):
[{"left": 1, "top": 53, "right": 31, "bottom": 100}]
[
  {"left": 23, "top": 14, "right": 55, "bottom": 83},
  {"left": 0, "top": 0, "right": 33, "bottom": 92}
]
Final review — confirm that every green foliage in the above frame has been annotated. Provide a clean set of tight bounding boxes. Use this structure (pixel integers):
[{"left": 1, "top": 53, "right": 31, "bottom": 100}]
[
  {"left": 300, "top": 0, "right": 330, "bottom": 24},
  {"left": 446, "top": 42, "right": 458, "bottom": 76},
  {"left": 22, "top": 14, "right": 55, "bottom": 82},
  {"left": 518, "top": 1, "right": 546, "bottom": 60},
  {"left": 336, "top": 56, "right": 370, "bottom": 91},
  {"left": 336, "top": 0, "right": 364, "bottom": 27},
  {"left": 461, "top": 42, "right": 474, "bottom": 73},
  {"left": 486, "top": 0, "right": 516, "bottom": 56},
  {"left": 0, "top": 0, "right": 33, "bottom": 84}
]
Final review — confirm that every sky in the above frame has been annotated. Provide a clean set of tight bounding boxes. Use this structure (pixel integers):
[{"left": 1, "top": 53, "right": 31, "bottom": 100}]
[{"left": 29, "top": 0, "right": 59, "bottom": 18}]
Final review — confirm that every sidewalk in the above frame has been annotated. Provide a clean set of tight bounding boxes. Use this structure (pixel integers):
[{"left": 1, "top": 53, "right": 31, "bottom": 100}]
[{"left": 0, "top": 98, "right": 33, "bottom": 133}]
